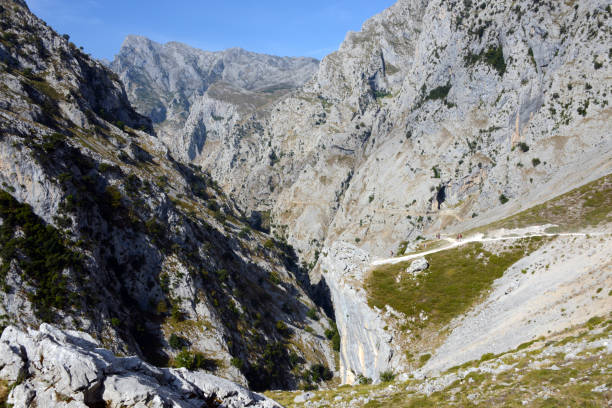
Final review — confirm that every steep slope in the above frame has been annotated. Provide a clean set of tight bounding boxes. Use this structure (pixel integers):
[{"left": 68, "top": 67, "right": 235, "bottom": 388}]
[
  {"left": 0, "top": 0, "right": 334, "bottom": 393},
  {"left": 111, "top": 36, "right": 319, "bottom": 162},
  {"left": 325, "top": 174, "right": 611, "bottom": 383},
  {"left": 124, "top": 0, "right": 611, "bottom": 268}
]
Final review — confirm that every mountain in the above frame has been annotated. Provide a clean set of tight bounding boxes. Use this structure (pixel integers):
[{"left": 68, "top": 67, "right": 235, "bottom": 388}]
[
  {"left": 114, "top": 0, "right": 612, "bottom": 396},
  {"left": 0, "top": 0, "right": 335, "bottom": 402},
  {"left": 110, "top": 36, "right": 319, "bottom": 161},
  {"left": 0, "top": 0, "right": 611, "bottom": 406}
]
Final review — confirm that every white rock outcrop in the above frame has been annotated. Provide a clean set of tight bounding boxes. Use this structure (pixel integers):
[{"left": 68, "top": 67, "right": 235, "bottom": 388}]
[{"left": 0, "top": 324, "right": 281, "bottom": 408}]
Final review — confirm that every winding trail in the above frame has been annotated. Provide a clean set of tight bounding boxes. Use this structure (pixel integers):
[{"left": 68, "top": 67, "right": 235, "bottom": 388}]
[{"left": 372, "top": 230, "right": 609, "bottom": 266}]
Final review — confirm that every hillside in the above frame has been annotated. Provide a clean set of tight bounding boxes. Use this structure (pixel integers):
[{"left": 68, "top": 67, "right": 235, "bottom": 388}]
[{"left": 0, "top": 0, "right": 335, "bottom": 396}]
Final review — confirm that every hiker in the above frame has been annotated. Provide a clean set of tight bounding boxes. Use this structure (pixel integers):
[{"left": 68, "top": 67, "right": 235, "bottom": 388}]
[{"left": 436, "top": 233, "right": 440, "bottom": 240}]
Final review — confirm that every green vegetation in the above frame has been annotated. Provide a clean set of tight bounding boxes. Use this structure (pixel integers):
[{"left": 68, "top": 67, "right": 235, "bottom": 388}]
[
  {"left": 532, "top": 158, "right": 541, "bottom": 167},
  {"left": 230, "top": 357, "right": 244, "bottom": 369},
  {"left": 516, "top": 142, "right": 530, "bottom": 152},
  {"left": 373, "top": 90, "right": 392, "bottom": 99},
  {"left": 419, "top": 353, "right": 432, "bottom": 364},
  {"left": 499, "top": 194, "right": 509, "bottom": 204},
  {"left": 0, "top": 190, "right": 83, "bottom": 321},
  {"left": 306, "top": 308, "right": 319, "bottom": 320},
  {"left": 173, "top": 349, "right": 216, "bottom": 371},
  {"left": 425, "top": 83, "right": 451, "bottom": 101},
  {"left": 468, "top": 174, "right": 612, "bottom": 233},
  {"left": 325, "top": 320, "right": 341, "bottom": 352},
  {"left": 465, "top": 45, "right": 506, "bottom": 75},
  {"left": 380, "top": 371, "right": 395, "bottom": 382},
  {"left": 168, "top": 333, "right": 185, "bottom": 349},
  {"left": 365, "top": 238, "right": 546, "bottom": 333},
  {"left": 432, "top": 166, "right": 441, "bottom": 178}
]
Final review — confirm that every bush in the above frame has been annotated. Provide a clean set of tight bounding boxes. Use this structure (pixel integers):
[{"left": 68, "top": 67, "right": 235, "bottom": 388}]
[
  {"left": 380, "top": 370, "right": 395, "bottom": 382},
  {"left": 357, "top": 374, "right": 372, "bottom": 384},
  {"left": 174, "top": 349, "right": 214, "bottom": 371},
  {"left": 425, "top": 83, "right": 451, "bottom": 101},
  {"left": 466, "top": 45, "right": 506, "bottom": 75},
  {"left": 168, "top": 333, "right": 184, "bottom": 349},
  {"left": 307, "top": 364, "right": 333, "bottom": 382},
  {"left": 324, "top": 320, "right": 341, "bottom": 352},
  {"left": 0, "top": 190, "right": 83, "bottom": 321},
  {"left": 216, "top": 269, "right": 228, "bottom": 282},
  {"left": 263, "top": 239, "right": 275, "bottom": 249},
  {"left": 268, "top": 271, "right": 281, "bottom": 285},
  {"left": 419, "top": 353, "right": 432, "bottom": 364},
  {"left": 230, "top": 357, "right": 244, "bottom": 369},
  {"left": 275, "top": 321, "right": 291, "bottom": 337},
  {"left": 532, "top": 158, "right": 541, "bottom": 167},
  {"left": 306, "top": 308, "right": 319, "bottom": 321},
  {"left": 517, "top": 142, "right": 529, "bottom": 152},
  {"left": 499, "top": 194, "right": 509, "bottom": 204}
]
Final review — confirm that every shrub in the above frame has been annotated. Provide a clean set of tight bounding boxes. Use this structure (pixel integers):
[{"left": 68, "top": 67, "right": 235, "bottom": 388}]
[
  {"left": 307, "top": 364, "right": 333, "bottom": 382},
  {"left": 306, "top": 308, "right": 319, "bottom": 320},
  {"left": 425, "top": 83, "right": 451, "bottom": 101},
  {"left": 168, "top": 333, "right": 184, "bottom": 349},
  {"left": 324, "top": 320, "right": 341, "bottom": 352},
  {"left": 216, "top": 269, "right": 228, "bottom": 282},
  {"left": 380, "top": 370, "right": 395, "bottom": 382},
  {"left": 230, "top": 357, "right": 244, "bottom": 369},
  {"left": 268, "top": 271, "right": 281, "bottom": 285},
  {"left": 466, "top": 45, "right": 506, "bottom": 75},
  {"left": 517, "top": 142, "right": 529, "bottom": 152},
  {"left": 532, "top": 158, "right": 541, "bottom": 167},
  {"left": 263, "top": 239, "right": 275, "bottom": 249},
  {"left": 432, "top": 166, "right": 441, "bottom": 178},
  {"left": 0, "top": 190, "right": 83, "bottom": 321},
  {"left": 373, "top": 90, "right": 392, "bottom": 99},
  {"left": 174, "top": 349, "right": 212, "bottom": 371},
  {"left": 419, "top": 353, "right": 432, "bottom": 364},
  {"left": 499, "top": 194, "right": 509, "bottom": 204},
  {"left": 275, "top": 321, "right": 291, "bottom": 337},
  {"left": 357, "top": 374, "right": 372, "bottom": 385}
]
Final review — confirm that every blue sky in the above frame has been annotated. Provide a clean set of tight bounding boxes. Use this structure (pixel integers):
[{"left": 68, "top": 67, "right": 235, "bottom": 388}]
[{"left": 27, "top": 0, "right": 397, "bottom": 61}]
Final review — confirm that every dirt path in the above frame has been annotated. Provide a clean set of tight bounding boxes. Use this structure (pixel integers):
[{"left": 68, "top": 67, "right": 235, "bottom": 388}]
[{"left": 372, "top": 230, "right": 609, "bottom": 266}]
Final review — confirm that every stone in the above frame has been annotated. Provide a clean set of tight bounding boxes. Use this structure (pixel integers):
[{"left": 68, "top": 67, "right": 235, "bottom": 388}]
[
  {"left": 405, "top": 258, "right": 429, "bottom": 277},
  {"left": 0, "top": 325, "right": 282, "bottom": 408}
]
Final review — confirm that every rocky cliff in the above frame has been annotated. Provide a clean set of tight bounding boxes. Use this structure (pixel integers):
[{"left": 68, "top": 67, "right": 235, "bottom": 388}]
[
  {"left": 118, "top": 0, "right": 611, "bottom": 263},
  {"left": 110, "top": 36, "right": 319, "bottom": 162},
  {"left": 0, "top": 0, "right": 334, "bottom": 394}
]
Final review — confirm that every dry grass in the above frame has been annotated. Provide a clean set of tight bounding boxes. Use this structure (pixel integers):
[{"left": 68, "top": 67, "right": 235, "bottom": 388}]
[
  {"left": 365, "top": 237, "right": 546, "bottom": 333},
  {"left": 468, "top": 174, "right": 612, "bottom": 234}
]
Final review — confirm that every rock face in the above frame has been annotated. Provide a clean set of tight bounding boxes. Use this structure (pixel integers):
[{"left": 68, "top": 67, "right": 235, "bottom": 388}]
[
  {"left": 320, "top": 242, "right": 399, "bottom": 383},
  {"left": 119, "top": 0, "right": 612, "bottom": 266},
  {"left": 0, "top": 0, "right": 333, "bottom": 392},
  {"left": 0, "top": 324, "right": 281, "bottom": 408},
  {"left": 110, "top": 36, "right": 319, "bottom": 162}
]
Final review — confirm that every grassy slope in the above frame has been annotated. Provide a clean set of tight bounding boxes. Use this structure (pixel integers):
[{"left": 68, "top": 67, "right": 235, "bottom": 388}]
[
  {"left": 467, "top": 173, "right": 612, "bottom": 234},
  {"left": 266, "top": 316, "right": 612, "bottom": 407}
]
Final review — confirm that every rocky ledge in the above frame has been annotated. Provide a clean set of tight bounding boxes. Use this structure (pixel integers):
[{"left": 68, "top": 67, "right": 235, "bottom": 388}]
[{"left": 0, "top": 324, "right": 281, "bottom": 408}]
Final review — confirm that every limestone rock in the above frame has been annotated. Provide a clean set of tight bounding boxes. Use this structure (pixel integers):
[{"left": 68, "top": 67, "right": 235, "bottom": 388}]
[
  {"left": 405, "top": 257, "right": 429, "bottom": 277},
  {"left": 0, "top": 324, "right": 281, "bottom": 408}
]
